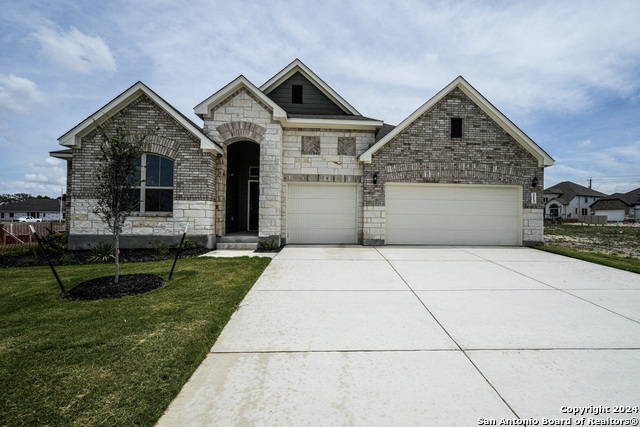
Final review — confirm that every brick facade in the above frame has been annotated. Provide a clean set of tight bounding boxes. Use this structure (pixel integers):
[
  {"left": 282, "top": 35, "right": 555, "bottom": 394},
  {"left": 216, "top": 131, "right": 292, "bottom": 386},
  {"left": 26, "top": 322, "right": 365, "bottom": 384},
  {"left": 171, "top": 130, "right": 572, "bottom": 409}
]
[
  {"left": 362, "top": 88, "right": 545, "bottom": 245},
  {"left": 67, "top": 94, "right": 217, "bottom": 249}
]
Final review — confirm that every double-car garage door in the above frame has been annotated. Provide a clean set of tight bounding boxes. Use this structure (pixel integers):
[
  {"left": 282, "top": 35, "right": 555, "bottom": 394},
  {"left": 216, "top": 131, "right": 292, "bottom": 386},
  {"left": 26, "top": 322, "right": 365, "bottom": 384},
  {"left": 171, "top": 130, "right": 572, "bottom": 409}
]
[
  {"left": 386, "top": 184, "right": 522, "bottom": 246},
  {"left": 286, "top": 183, "right": 522, "bottom": 246}
]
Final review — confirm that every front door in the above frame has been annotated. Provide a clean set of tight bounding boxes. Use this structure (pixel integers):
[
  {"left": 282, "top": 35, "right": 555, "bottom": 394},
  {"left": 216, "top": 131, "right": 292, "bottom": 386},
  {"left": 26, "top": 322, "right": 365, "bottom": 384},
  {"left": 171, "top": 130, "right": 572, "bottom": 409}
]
[{"left": 248, "top": 180, "right": 259, "bottom": 231}]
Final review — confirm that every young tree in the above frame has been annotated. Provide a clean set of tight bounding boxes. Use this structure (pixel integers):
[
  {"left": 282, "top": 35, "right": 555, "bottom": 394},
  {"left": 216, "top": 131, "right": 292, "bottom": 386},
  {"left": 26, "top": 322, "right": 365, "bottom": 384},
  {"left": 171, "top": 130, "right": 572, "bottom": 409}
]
[{"left": 94, "top": 120, "right": 149, "bottom": 283}]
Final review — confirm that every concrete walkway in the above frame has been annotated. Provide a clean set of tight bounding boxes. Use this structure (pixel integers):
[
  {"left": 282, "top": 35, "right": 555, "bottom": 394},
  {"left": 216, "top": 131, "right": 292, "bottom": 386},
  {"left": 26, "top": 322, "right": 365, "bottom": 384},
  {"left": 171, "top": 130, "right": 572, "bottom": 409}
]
[{"left": 158, "top": 246, "right": 640, "bottom": 426}]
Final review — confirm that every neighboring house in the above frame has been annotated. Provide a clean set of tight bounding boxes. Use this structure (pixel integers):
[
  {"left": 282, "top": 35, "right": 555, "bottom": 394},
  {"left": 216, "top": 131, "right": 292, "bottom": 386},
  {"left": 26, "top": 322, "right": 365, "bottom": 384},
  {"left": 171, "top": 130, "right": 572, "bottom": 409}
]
[
  {"left": 51, "top": 59, "right": 554, "bottom": 250},
  {"left": 0, "top": 198, "right": 65, "bottom": 221},
  {"left": 543, "top": 181, "right": 607, "bottom": 220},
  {"left": 590, "top": 188, "right": 640, "bottom": 222}
]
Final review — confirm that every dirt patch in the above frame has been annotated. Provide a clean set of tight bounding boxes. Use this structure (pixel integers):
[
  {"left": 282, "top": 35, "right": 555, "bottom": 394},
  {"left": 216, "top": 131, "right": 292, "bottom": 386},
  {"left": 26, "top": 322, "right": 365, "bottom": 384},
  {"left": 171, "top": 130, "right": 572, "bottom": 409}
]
[{"left": 544, "top": 224, "right": 640, "bottom": 258}]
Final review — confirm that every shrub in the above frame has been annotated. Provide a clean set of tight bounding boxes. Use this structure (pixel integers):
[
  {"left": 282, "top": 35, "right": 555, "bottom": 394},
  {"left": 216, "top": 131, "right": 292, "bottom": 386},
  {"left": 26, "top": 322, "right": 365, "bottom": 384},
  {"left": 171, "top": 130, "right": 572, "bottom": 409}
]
[
  {"left": 0, "top": 243, "right": 38, "bottom": 256},
  {"left": 257, "top": 239, "right": 279, "bottom": 251},
  {"left": 182, "top": 239, "right": 197, "bottom": 250},
  {"left": 58, "top": 253, "right": 75, "bottom": 264},
  {"left": 39, "top": 226, "right": 67, "bottom": 255},
  {"left": 88, "top": 241, "right": 115, "bottom": 262},
  {"left": 149, "top": 239, "right": 170, "bottom": 256}
]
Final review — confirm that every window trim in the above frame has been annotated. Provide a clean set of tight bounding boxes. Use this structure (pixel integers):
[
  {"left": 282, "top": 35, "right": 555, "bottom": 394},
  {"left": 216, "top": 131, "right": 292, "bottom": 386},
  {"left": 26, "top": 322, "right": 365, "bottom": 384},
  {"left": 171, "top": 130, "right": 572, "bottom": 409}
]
[{"left": 131, "top": 153, "right": 174, "bottom": 213}]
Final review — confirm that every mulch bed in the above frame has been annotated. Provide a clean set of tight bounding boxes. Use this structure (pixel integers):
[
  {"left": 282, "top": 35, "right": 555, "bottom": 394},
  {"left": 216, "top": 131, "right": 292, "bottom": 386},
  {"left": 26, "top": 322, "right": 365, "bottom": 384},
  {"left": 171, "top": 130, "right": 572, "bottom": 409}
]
[
  {"left": 64, "top": 274, "right": 166, "bottom": 301},
  {"left": 0, "top": 247, "right": 211, "bottom": 268}
]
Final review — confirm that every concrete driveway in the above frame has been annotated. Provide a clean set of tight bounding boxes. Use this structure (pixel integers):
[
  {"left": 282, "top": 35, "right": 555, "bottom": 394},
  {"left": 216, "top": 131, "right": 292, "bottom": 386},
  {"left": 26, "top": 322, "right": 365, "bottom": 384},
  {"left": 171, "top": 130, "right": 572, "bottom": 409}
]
[{"left": 158, "top": 246, "right": 640, "bottom": 426}]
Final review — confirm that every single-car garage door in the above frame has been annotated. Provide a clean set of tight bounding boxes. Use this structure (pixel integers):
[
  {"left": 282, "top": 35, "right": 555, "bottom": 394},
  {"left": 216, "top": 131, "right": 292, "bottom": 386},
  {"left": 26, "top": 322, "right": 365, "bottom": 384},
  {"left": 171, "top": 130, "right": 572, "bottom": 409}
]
[
  {"left": 287, "top": 183, "right": 357, "bottom": 244},
  {"left": 386, "top": 184, "right": 522, "bottom": 246}
]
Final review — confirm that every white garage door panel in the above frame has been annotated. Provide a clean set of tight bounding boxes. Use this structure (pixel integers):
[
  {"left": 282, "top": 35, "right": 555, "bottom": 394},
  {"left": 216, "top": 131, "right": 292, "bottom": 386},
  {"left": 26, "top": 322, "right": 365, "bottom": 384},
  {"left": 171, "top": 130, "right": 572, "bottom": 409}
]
[
  {"left": 287, "top": 184, "right": 357, "bottom": 244},
  {"left": 594, "top": 210, "right": 625, "bottom": 222},
  {"left": 386, "top": 184, "right": 521, "bottom": 246}
]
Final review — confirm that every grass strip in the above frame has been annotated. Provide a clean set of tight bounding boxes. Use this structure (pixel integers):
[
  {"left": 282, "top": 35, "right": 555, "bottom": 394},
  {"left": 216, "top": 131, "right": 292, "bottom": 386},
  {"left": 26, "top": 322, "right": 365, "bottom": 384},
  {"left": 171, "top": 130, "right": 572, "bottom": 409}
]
[
  {"left": 0, "top": 256, "right": 270, "bottom": 426},
  {"left": 535, "top": 245, "right": 640, "bottom": 274}
]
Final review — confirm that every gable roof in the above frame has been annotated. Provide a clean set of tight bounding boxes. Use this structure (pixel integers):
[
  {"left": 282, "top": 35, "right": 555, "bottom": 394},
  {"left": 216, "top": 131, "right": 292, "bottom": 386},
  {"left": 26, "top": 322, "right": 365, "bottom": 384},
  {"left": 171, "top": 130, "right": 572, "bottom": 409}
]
[
  {"left": 1, "top": 198, "right": 64, "bottom": 212},
  {"left": 359, "top": 76, "right": 555, "bottom": 167},
  {"left": 194, "top": 75, "right": 287, "bottom": 120},
  {"left": 260, "top": 59, "right": 360, "bottom": 116},
  {"left": 194, "top": 74, "right": 382, "bottom": 131},
  {"left": 58, "top": 81, "right": 222, "bottom": 155},
  {"left": 544, "top": 181, "right": 607, "bottom": 205}
]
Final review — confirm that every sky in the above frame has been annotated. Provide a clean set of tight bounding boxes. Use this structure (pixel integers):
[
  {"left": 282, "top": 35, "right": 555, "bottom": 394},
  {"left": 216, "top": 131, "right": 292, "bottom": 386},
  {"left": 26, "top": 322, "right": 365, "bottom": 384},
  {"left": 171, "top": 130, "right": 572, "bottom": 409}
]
[{"left": 1, "top": 0, "right": 639, "bottom": 198}]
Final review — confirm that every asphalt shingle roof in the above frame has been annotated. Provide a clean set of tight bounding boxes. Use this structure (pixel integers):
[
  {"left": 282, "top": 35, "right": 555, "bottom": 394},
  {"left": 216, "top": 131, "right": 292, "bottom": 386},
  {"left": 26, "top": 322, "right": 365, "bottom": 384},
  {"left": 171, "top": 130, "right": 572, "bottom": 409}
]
[
  {"left": 543, "top": 181, "right": 607, "bottom": 205},
  {"left": 1, "top": 198, "right": 65, "bottom": 212}
]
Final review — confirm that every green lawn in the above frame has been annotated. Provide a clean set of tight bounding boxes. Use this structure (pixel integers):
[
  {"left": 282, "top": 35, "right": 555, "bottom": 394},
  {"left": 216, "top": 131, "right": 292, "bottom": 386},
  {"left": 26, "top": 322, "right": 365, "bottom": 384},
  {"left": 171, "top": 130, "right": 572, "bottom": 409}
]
[
  {"left": 0, "top": 256, "right": 270, "bottom": 426},
  {"left": 535, "top": 245, "right": 640, "bottom": 274}
]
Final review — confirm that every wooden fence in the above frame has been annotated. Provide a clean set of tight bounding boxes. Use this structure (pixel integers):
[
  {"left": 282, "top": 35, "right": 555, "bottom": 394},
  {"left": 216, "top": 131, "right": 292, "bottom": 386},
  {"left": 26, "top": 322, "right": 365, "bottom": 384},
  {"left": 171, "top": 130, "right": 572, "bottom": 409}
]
[{"left": 0, "top": 222, "right": 65, "bottom": 245}]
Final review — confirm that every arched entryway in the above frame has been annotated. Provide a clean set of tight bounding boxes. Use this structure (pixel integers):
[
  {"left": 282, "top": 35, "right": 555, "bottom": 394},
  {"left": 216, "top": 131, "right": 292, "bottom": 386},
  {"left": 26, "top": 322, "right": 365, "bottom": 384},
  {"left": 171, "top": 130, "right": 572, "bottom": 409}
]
[{"left": 226, "top": 140, "right": 260, "bottom": 233}]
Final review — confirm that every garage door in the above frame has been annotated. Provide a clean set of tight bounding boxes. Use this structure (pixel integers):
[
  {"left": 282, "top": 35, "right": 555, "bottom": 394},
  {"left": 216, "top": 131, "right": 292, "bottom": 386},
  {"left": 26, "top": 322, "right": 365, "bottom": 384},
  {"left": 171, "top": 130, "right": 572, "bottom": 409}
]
[
  {"left": 594, "top": 210, "right": 625, "bottom": 222},
  {"left": 386, "top": 184, "right": 521, "bottom": 245},
  {"left": 287, "top": 183, "right": 357, "bottom": 244}
]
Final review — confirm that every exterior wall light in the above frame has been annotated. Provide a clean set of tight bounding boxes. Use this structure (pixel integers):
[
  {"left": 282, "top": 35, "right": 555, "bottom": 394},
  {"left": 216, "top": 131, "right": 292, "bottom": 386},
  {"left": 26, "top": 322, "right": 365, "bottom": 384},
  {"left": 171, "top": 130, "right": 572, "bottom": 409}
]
[
  {"left": 532, "top": 177, "right": 539, "bottom": 187},
  {"left": 373, "top": 173, "right": 378, "bottom": 185}
]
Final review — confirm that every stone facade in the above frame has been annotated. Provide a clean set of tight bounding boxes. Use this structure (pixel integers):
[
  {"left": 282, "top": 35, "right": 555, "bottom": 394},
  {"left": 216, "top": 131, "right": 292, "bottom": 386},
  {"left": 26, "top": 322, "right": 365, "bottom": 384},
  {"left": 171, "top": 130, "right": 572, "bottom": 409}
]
[
  {"left": 281, "top": 128, "right": 375, "bottom": 242},
  {"left": 362, "top": 88, "right": 545, "bottom": 246},
  {"left": 202, "top": 89, "right": 283, "bottom": 242}
]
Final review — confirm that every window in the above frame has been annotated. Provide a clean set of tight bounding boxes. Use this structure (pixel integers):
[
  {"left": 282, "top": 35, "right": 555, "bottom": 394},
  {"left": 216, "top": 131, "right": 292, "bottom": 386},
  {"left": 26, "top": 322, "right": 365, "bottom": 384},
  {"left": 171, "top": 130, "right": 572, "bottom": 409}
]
[
  {"left": 584, "top": 197, "right": 588, "bottom": 203},
  {"left": 581, "top": 208, "right": 588, "bottom": 215},
  {"left": 9, "top": 213, "right": 13, "bottom": 218},
  {"left": 130, "top": 154, "right": 174, "bottom": 212},
  {"left": 249, "top": 166, "right": 259, "bottom": 177},
  {"left": 549, "top": 204, "right": 559, "bottom": 217},
  {"left": 451, "top": 118, "right": 462, "bottom": 138},
  {"left": 292, "top": 85, "right": 303, "bottom": 104}
]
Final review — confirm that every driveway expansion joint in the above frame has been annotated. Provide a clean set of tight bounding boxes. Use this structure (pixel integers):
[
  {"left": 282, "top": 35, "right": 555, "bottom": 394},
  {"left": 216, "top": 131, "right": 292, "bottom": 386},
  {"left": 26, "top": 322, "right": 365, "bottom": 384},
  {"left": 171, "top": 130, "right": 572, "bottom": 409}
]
[{"left": 373, "top": 246, "right": 521, "bottom": 419}]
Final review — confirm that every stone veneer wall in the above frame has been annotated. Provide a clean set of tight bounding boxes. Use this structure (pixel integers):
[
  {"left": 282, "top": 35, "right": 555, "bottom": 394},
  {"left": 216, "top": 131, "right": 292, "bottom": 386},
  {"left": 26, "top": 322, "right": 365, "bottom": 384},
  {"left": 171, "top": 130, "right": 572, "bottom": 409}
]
[
  {"left": 67, "top": 94, "right": 217, "bottom": 249},
  {"left": 282, "top": 128, "right": 375, "bottom": 242},
  {"left": 363, "top": 88, "right": 545, "bottom": 246},
  {"left": 202, "top": 89, "right": 283, "bottom": 242}
]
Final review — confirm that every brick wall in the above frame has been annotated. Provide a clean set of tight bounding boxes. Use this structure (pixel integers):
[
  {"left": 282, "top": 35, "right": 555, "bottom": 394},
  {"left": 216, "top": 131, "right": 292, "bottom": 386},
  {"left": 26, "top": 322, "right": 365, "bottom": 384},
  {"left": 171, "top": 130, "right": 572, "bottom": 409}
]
[
  {"left": 67, "top": 93, "right": 217, "bottom": 248},
  {"left": 363, "top": 87, "right": 545, "bottom": 245}
]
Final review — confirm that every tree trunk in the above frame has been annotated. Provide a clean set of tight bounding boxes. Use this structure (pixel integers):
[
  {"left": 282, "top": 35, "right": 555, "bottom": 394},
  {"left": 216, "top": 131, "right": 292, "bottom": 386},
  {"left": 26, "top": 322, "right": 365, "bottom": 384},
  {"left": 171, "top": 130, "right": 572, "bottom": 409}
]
[{"left": 114, "top": 228, "right": 120, "bottom": 284}]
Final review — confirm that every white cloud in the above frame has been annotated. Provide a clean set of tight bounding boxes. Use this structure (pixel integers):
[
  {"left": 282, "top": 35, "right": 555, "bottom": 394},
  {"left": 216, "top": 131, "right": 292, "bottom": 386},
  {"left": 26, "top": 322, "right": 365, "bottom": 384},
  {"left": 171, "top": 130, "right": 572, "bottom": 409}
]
[
  {"left": 30, "top": 26, "right": 116, "bottom": 74},
  {"left": 104, "top": 0, "right": 640, "bottom": 125},
  {"left": 0, "top": 74, "right": 46, "bottom": 114},
  {"left": 0, "top": 157, "right": 67, "bottom": 198},
  {"left": 578, "top": 139, "right": 592, "bottom": 148},
  {"left": 545, "top": 142, "right": 640, "bottom": 194}
]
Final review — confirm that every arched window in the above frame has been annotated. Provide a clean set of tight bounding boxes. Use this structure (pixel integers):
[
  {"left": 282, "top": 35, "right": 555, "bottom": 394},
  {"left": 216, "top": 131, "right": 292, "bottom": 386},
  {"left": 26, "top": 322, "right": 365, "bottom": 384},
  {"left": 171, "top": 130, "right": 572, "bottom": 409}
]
[
  {"left": 549, "top": 204, "right": 559, "bottom": 217},
  {"left": 130, "top": 154, "right": 174, "bottom": 212}
]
